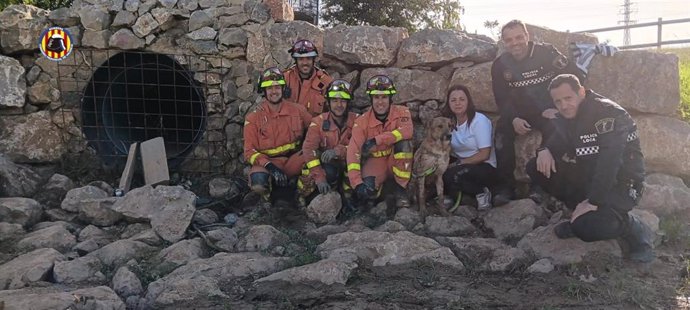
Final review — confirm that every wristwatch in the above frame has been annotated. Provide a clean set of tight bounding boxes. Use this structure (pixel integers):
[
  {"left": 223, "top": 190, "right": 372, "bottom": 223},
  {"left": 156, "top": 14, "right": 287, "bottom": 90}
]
[{"left": 536, "top": 146, "right": 548, "bottom": 156}]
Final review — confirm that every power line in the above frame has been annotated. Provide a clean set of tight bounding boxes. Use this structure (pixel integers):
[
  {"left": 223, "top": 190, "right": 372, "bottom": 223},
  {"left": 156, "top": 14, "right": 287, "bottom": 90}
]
[{"left": 619, "top": 0, "right": 637, "bottom": 45}]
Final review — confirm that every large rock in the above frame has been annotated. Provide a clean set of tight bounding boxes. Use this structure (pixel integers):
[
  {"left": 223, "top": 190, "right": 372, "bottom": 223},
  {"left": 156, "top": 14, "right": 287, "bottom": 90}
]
[
  {"left": 316, "top": 231, "right": 464, "bottom": 270},
  {"left": 396, "top": 29, "right": 496, "bottom": 68},
  {"left": 188, "top": 10, "right": 213, "bottom": 31},
  {"left": 262, "top": 0, "right": 293, "bottom": 22},
  {"left": 254, "top": 259, "right": 357, "bottom": 297},
  {"left": 526, "top": 24, "right": 598, "bottom": 59},
  {"left": 483, "top": 199, "right": 544, "bottom": 241},
  {"left": 33, "top": 174, "right": 75, "bottom": 208},
  {"left": 16, "top": 225, "right": 77, "bottom": 253},
  {"left": 88, "top": 239, "right": 157, "bottom": 267},
  {"left": 638, "top": 173, "right": 690, "bottom": 216},
  {"left": 205, "top": 227, "right": 238, "bottom": 251},
  {"left": 109, "top": 28, "right": 145, "bottom": 49},
  {"left": 0, "top": 222, "right": 24, "bottom": 242},
  {"left": 587, "top": 51, "right": 679, "bottom": 116},
  {"left": 53, "top": 255, "right": 105, "bottom": 284},
  {"left": 424, "top": 216, "right": 476, "bottom": 236},
  {"left": 449, "top": 62, "right": 496, "bottom": 112},
  {"left": 0, "top": 286, "right": 125, "bottom": 310},
  {"left": 26, "top": 74, "right": 60, "bottom": 105},
  {"left": 0, "top": 197, "right": 42, "bottom": 228},
  {"left": 634, "top": 115, "right": 690, "bottom": 178},
  {"left": 82, "top": 29, "right": 112, "bottom": 48},
  {"left": 0, "top": 55, "right": 26, "bottom": 108},
  {"left": 324, "top": 25, "right": 408, "bottom": 66},
  {"left": 79, "top": 6, "right": 111, "bottom": 31},
  {"left": 218, "top": 28, "right": 248, "bottom": 47},
  {"left": 78, "top": 197, "right": 124, "bottom": 226},
  {"left": 156, "top": 238, "right": 208, "bottom": 269},
  {"left": 0, "top": 5, "right": 50, "bottom": 53},
  {"left": 0, "top": 155, "right": 42, "bottom": 198},
  {"left": 0, "top": 248, "right": 65, "bottom": 289},
  {"left": 356, "top": 68, "right": 448, "bottom": 108},
  {"left": 132, "top": 12, "right": 159, "bottom": 37},
  {"left": 306, "top": 192, "right": 342, "bottom": 225},
  {"left": 238, "top": 225, "right": 289, "bottom": 252},
  {"left": 517, "top": 224, "right": 621, "bottom": 266},
  {"left": 61, "top": 185, "right": 109, "bottom": 212},
  {"left": 0, "top": 111, "right": 67, "bottom": 163},
  {"left": 112, "top": 185, "right": 197, "bottom": 243},
  {"left": 143, "top": 252, "right": 289, "bottom": 308},
  {"left": 435, "top": 237, "right": 528, "bottom": 272},
  {"left": 112, "top": 266, "right": 143, "bottom": 298},
  {"left": 393, "top": 207, "right": 422, "bottom": 230},
  {"left": 48, "top": 8, "right": 81, "bottom": 27}
]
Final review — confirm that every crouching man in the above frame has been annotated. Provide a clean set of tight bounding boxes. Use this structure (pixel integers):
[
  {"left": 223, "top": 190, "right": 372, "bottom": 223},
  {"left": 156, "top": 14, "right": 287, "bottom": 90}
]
[
  {"left": 243, "top": 67, "right": 312, "bottom": 206},
  {"left": 527, "top": 74, "right": 654, "bottom": 263}
]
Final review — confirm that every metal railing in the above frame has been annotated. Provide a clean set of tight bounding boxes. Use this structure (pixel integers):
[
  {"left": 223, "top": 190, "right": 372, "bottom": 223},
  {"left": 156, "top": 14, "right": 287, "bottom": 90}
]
[{"left": 574, "top": 17, "right": 690, "bottom": 50}]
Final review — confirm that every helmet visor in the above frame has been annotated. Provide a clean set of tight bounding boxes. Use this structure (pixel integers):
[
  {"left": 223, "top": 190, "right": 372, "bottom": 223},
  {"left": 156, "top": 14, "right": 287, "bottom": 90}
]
[
  {"left": 365, "top": 75, "right": 396, "bottom": 95},
  {"left": 291, "top": 40, "right": 317, "bottom": 57},
  {"left": 326, "top": 80, "right": 352, "bottom": 99}
]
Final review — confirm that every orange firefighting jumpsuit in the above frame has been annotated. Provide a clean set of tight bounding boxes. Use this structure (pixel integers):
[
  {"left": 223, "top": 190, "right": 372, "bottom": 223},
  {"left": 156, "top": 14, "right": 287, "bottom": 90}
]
[
  {"left": 298, "top": 112, "right": 358, "bottom": 196},
  {"left": 346, "top": 105, "right": 414, "bottom": 191},
  {"left": 283, "top": 66, "right": 333, "bottom": 117},
  {"left": 243, "top": 99, "right": 312, "bottom": 186}
]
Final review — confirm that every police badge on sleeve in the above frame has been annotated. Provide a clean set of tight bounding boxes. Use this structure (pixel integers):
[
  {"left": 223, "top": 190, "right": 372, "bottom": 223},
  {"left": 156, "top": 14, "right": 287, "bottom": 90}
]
[
  {"left": 552, "top": 54, "right": 568, "bottom": 69},
  {"left": 595, "top": 118, "right": 615, "bottom": 134}
]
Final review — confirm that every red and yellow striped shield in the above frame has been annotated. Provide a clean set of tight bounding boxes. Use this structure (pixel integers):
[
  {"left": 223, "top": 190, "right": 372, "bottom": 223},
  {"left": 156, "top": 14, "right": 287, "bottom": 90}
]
[{"left": 38, "top": 27, "right": 74, "bottom": 61}]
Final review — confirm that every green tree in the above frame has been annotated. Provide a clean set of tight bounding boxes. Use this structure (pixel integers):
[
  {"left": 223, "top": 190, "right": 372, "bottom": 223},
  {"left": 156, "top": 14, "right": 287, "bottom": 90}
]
[
  {"left": 322, "top": 0, "right": 463, "bottom": 33},
  {"left": 483, "top": 19, "right": 500, "bottom": 38}
]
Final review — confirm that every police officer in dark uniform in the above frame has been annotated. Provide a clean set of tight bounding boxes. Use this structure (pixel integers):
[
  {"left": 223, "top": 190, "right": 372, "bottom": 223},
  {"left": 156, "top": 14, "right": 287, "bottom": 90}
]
[
  {"left": 526, "top": 74, "right": 654, "bottom": 263},
  {"left": 491, "top": 19, "right": 584, "bottom": 205}
]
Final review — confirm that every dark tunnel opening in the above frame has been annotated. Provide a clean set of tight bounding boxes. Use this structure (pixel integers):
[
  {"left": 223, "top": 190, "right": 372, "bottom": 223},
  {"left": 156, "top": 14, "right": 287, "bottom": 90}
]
[{"left": 81, "top": 51, "right": 207, "bottom": 168}]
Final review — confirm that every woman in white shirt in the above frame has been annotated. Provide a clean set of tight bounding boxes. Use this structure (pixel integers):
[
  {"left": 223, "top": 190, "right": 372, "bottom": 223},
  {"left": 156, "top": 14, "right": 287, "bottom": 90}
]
[{"left": 441, "top": 84, "right": 500, "bottom": 211}]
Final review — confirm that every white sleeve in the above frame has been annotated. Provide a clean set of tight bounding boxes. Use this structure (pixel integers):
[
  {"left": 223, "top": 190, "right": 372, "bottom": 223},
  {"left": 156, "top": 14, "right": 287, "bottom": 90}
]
[{"left": 473, "top": 114, "right": 493, "bottom": 149}]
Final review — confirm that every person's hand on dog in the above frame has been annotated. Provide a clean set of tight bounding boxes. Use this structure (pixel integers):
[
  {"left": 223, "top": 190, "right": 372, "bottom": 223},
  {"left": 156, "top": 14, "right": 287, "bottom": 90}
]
[
  {"left": 265, "top": 162, "right": 288, "bottom": 187},
  {"left": 355, "top": 183, "right": 375, "bottom": 200},
  {"left": 320, "top": 149, "right": 338, "bottom": 163},
  {"left": 512, "top": 117, "right": 532, "bottom": 135},
  {"left": 361, "top": 138, "right": 377, "bottom": 156},
  {"left": 316, "top": 181, "right": 331, "bottom": 194},
  {"left": 536, "top": 148, "right": 557, "bottom": 179},
  {"left": 541, "top": 108, "right": 559, "bottom": 120}
]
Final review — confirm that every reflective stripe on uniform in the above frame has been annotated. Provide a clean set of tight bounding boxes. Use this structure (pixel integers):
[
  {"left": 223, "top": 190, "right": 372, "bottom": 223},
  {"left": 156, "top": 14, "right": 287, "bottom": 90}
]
[
  {"left": 371, "top": 149, "right": 392, "bottom": 158},
  {"left": 391, "top": 129, "right": 403, "bottom": 142},
  {"left": 347, "top": 163, "right": 361, "bottom": 171},
  {"left": 392, "top": 166, "right": 411, "bottom": 179},
  {"left": 393, "top": 152, "right": 413, "bottom": 159},
  {"left": 262, "top": 141, "right": 299, "bottom": 156},
  {"left": 249, "top": 152, "right": 261, "bottom": 165},
  {"left": 306, "top": 159, "right": 321, "bottom": 169}
]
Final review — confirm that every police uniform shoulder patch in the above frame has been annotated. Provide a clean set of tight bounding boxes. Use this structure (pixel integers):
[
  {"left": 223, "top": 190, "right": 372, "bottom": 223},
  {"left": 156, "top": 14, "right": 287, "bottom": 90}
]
[
  {"left": 595, "top": 118, "right": 615, "bottom": 134},
  {"left": 552, "top": 54, "right": 568, "bottom": 69}
]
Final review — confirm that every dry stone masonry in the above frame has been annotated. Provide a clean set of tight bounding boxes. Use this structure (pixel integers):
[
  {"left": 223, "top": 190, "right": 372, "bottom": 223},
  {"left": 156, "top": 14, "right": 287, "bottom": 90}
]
[{"left": 0, "top": 0, "right": 688, "bottom": 308}]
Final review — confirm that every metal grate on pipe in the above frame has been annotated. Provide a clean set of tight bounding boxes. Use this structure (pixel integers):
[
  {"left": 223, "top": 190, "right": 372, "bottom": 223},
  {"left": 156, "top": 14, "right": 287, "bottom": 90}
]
[{"left": 56, "top": 49, "right": 239, "bottom": 176}]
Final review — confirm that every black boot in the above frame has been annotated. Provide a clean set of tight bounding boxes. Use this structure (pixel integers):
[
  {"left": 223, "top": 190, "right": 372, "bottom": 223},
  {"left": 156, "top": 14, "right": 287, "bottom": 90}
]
[
  {"left": 554, "top": 221, "right": 576, "bottom": 239},
  {"left": 394, "top": 184, "right": 410, "bottom": 208},
  {"left": 618, "top": 213, "right": 656, "bottom": 263}
]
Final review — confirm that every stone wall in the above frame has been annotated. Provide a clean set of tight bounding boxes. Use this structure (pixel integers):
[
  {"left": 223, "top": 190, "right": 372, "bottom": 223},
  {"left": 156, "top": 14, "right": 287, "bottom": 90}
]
[{"left": 0, "top": 1, "right": 687, "bottom": 183}]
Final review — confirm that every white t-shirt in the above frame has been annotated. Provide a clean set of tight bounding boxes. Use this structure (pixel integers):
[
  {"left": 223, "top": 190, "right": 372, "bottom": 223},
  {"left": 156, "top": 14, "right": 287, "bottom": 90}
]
[{"left": 450, "top": 112, "right": 497, "bottom": 168}]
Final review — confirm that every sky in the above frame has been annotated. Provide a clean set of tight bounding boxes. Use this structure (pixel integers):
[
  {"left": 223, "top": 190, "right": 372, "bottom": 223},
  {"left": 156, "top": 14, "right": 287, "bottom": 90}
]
[{"left": 460, "top": 0, "right": 690, "bottom": 47}]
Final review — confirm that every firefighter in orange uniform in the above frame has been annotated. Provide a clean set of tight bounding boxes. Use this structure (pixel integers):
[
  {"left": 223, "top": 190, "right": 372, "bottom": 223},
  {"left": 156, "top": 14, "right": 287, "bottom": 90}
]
[
  {"left": 243, "top": 67, "right": 312, "bottom": 204},
  {"left": 283, "top": 39, "right": 333, "bottom": 117},
  {"left": 346, "top": 75, "right": 414, "bottom": 208},
  {"left": 298, "top": 79, "right": 359, "bottom": 207}
]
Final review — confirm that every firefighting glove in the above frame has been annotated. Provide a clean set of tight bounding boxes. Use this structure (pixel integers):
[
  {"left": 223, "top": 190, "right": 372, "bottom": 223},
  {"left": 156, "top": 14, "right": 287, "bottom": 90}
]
[
  {"left": 320, "top": 149, "right": 338, "bottom": 163},
  {"left": 361, "top": 138, "right": 377, "bottom": 157},
  {"left": 316, "top": 181, "right": 331, "bottom": 195},
  {"left": 355, "top": 183, "right": 375, "bottom": 200},
  {"left": 265, "top": 162, "right": 288, "bottom": 187}
]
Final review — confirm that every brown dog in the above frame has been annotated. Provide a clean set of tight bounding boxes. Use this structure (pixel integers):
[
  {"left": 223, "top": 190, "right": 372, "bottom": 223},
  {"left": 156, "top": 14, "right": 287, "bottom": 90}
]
[{"left": 411, "top": 116, "right": 452, "bottom": 218}]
